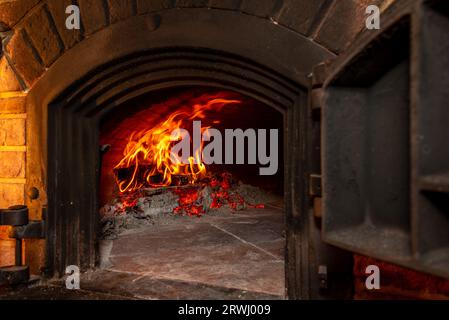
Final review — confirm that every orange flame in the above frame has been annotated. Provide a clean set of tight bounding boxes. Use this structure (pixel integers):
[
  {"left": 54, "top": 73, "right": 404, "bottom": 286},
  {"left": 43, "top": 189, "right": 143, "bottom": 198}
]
[{"left": 114, "top": 95, "right": 240, "bottom": 192}]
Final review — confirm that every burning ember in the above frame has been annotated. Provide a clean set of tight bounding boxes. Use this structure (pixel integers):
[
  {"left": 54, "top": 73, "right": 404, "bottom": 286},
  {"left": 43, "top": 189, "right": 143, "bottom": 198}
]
[
  {"left": 100, "top": 172, "right": 272, "bottom": 239},
  {"left": 172, "top": 172, "right": 265, "bottom": 217},
  {"left": 113, "top": 94, "right": 241, "bottom": 192}
]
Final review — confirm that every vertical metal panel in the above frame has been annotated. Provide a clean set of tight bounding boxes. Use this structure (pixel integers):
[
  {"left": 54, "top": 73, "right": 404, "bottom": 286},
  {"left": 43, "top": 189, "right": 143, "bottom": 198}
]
[
  {"left": 323, "top": 16, "right": 412, "bottom": 259},
  {"left": 413, "top": 0, "right": 449, "bottom": 277},
  {"left": 321, "top": 0, "right": 449, "bottom": 279}
]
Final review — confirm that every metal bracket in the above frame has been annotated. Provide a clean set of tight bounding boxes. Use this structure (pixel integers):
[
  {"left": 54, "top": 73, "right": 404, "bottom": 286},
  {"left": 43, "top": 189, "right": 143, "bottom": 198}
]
[
  {"left": 0, "top": 266, "right": 29, "bottom": 285},
  {"left": 0, "top": 205, "right": 45, "bottom": 286},
  {"left": 0, "top": 205, "right": 29, "bottom": 226},
  {"left": 9, "top": 220, "right": 45, "bottom": 239}
]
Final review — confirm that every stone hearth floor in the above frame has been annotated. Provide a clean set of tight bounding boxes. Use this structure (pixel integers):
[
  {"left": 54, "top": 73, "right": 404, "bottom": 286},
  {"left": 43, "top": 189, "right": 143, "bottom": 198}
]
[{"left": 0, "top": 205, "right": 285, "bottom": 300}]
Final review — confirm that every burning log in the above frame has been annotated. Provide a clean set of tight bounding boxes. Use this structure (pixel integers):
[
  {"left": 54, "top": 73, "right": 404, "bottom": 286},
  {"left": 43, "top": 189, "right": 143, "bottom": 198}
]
[
  {"left": 114, "top": 165, "right": 157, "bottom": 186},
  {"left": 114, "top": 167, "right": 192, "bottom": 189}
]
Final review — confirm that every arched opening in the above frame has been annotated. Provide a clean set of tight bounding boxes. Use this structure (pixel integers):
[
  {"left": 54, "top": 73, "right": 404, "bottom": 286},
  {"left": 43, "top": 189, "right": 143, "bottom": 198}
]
[
  {"left": 98, "top": 86, "right": 285, "bottom": 296},
  {"left": 19, "top": 5, "right": 333, "bottom": 297},
  {"left": 43, "top": 48, "right": 303, "bottom": 298},
  {"left": 99, "top": 86, "right": 284, "bottom": 206}
]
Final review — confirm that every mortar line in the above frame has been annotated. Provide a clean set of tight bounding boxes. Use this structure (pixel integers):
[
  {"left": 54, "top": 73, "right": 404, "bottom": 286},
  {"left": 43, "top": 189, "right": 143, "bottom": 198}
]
[{"left": 209, "top": 223, "right": 282, "bottom": 261}]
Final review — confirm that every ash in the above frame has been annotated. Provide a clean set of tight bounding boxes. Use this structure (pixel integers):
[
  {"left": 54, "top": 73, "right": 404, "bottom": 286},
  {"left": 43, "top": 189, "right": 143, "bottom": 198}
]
[{"left": 100, "top": 173, "right": 275, "bottom": 240}]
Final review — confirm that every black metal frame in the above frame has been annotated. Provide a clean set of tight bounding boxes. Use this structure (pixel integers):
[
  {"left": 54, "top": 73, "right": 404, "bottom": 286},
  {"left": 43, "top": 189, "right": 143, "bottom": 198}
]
[{"left": 45, "top": 48, "right": 309, "bottom": 295}]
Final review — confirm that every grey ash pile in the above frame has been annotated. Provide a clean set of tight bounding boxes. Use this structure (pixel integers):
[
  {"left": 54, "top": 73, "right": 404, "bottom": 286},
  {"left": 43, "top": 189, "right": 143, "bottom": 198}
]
[{"left": 99, "top": 176, "right": 275, "bottom": 240}]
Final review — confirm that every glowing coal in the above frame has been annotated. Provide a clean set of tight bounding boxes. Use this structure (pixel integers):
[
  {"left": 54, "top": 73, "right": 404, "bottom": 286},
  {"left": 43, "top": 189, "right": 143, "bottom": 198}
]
[{"left": 100, "top": 172, "right": 270, "bottom": 239}]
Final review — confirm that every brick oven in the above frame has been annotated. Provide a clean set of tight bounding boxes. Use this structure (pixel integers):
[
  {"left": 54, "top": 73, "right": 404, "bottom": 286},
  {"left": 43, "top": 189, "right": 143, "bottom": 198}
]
[{"left": 0, "top": 0, "right": 448, "bottom": 300}]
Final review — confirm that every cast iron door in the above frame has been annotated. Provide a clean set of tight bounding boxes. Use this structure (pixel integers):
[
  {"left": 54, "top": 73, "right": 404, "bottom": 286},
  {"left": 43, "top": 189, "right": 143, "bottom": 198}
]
[{"left": 319, "top": 0, "right": 449, "bottom": 280}]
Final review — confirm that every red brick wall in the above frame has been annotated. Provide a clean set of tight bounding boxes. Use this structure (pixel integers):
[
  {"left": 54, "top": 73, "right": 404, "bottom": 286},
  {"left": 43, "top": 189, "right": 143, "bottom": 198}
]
[
  {"left": 354, "top": 255, "right": 449, "bottom": 300},
  {"left": 0, "top": 226, "right": 14, "bottom": 267}
]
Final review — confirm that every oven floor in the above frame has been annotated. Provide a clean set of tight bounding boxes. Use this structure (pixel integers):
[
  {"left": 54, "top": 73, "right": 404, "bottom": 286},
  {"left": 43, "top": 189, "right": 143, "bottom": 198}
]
[
  {"left": 0, "top": 205, "right": 285, "bottom": 300},
  {"left": 92, "top": 205, "right": 286, "bottom": 299}
]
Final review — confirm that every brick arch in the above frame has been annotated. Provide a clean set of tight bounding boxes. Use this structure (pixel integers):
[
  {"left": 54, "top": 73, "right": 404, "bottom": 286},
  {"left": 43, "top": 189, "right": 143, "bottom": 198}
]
[{"left": 0, "top": 0, "right": 396, "bottom": 91}]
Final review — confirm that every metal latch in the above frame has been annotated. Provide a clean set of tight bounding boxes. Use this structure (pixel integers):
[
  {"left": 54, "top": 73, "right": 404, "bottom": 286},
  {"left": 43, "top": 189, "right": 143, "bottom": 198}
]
[{"left": 309, "top": 174, "right": 322, "bottom": 197}]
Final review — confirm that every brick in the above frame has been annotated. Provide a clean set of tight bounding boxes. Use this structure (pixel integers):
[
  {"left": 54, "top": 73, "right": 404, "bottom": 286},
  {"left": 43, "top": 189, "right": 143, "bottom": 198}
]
[
  {"left": 315, "top": 0, "right": 383, "bottom": 53},
  {"left": 46, "top": 0, "right": 83, "bottom": 50},
  {"left": 23, "top": 4, "right": 63, "bottom": 67},
  {"left": 175, "top": 0, "right": 208, "bottom": 8},
  {"left": 78, "top": 0, "right": 108, "bottom": 35},
  {"left": 107, "top": 0, "right": 136, "bottom": 23},
  {"left": 0, "top": 239, "right": 15, "bottom": 267},
  {"left": 0, "top": 118, "right": 26, "bottom": 146},
  {"left": 0, "top": 152, "right": 26, "bottom": 178},
  {"left": 354, "top": 255, "right": 449, "bottom": 300},
  {"left": 137, "top": 0, "right": 174, "bottom": 14},
  {"left": 5, "top": 29, "right": 45, "bottom": 88},
  {"left": 276, "top": 0, "right": 329, "bottom": 36},
  {"left": 240, "top": 0, "right": 276, "bottom": 18},
  {"left": 0, "top": 182, "right": 25, "bottom": 208},
  {"left": 0, "top": 57, "right": 22, "bottom": 92},
  {"left": 0, "top": 226, "right": 11, "bottom": 240},
  {"left": 0, "top": 95, "right": 26, "bottom": 114},
  {"left": 209, "top": 0, "right": 241, "bottom": 10},
  {"left": 0, "top": 0, "right": 40, "bottom": 29}
]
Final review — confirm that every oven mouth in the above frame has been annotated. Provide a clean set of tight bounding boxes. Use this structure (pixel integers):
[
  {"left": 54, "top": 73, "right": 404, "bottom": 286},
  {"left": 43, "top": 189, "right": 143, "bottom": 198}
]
[{"left": 45, "top": 48, "right": 297, "bottom": 278}]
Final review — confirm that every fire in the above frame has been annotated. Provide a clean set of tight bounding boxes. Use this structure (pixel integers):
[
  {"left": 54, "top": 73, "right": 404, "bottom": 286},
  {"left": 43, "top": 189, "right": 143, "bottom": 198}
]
[{"left": 114, "top": 94, "right": 241, "bottom": 193}]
